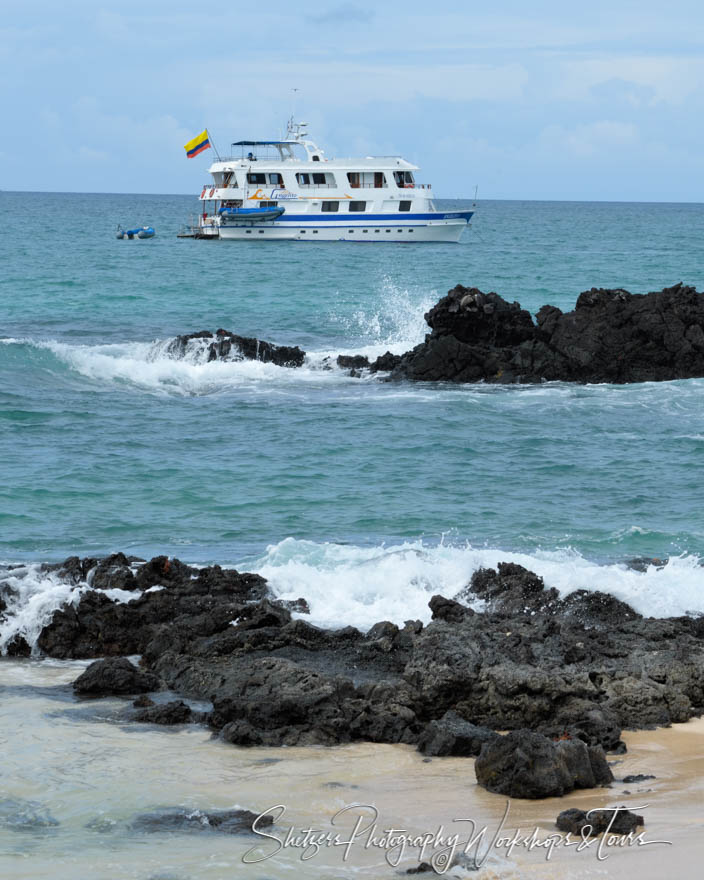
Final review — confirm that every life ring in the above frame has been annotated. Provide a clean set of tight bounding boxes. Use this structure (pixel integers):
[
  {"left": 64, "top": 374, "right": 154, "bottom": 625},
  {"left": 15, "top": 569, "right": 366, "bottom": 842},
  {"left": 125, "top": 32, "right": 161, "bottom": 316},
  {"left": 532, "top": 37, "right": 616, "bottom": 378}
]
[
  {"left": 209, "top": 188, "right": 215, "bottom": 198},
  {"left": 201, "top": 187, "right": 207, "bottom": 199}
]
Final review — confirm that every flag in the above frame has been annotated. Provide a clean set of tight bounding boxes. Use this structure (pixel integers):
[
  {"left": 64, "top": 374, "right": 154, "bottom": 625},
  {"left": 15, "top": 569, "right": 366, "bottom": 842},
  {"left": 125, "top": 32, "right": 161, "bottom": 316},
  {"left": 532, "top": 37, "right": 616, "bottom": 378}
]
[{"left": 184, "top": 130, "right": 211, "bottom": 158}]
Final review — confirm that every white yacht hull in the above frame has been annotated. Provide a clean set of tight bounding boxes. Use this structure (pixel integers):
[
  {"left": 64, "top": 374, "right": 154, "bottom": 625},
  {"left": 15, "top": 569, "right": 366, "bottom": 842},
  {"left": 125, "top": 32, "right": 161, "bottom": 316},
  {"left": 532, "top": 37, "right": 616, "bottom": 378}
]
[
  {"left": 218, "top": 216, "right": 471, "bottom": 243},
  {"left": 190, "top": 117, "right": 476, "bottom": 244}
]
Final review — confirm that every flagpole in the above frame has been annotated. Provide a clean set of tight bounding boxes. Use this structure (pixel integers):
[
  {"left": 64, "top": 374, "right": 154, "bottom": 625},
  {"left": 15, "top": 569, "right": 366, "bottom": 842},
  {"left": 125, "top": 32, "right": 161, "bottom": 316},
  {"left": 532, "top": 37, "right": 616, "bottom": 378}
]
[{"left": 207, "top": 129, "right": 221, "bottom": 160}]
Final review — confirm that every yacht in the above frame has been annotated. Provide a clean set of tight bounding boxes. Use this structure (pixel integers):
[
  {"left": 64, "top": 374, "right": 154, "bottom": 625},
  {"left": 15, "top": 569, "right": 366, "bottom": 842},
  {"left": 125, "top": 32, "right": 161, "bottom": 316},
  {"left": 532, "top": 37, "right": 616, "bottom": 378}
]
[{"left": 194, "top": 119, "right": 474, "bottom": 242}]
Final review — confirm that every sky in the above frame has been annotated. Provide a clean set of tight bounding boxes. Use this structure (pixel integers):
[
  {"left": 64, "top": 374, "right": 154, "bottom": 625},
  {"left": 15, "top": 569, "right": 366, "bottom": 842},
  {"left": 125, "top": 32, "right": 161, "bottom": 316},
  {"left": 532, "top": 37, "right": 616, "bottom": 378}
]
[{"left": 1, "top": 0, "right": 704, "bottom": 200}]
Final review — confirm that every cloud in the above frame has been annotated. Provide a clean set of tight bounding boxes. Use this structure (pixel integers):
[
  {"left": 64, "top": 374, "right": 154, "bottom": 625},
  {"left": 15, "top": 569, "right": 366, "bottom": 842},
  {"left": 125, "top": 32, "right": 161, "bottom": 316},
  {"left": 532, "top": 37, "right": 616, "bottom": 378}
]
[
  {"left": 306, "top": 3, "right": 374, "bottom": 24},
  {"left": 539, "top": 121, "right": 639, "bottom": 158},
  {"left": 589, "top": 78, "right": 656, "bottom": 108},
  {"left": 553, "top": 56, "right": 704, "bottom": 105}
]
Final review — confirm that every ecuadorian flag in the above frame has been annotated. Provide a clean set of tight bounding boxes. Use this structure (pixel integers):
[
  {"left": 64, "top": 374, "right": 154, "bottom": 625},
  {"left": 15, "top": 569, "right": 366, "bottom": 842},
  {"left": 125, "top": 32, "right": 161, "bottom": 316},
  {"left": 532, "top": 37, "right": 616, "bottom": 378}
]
[{"left": 184, "top": 130, "right": 211, "bottom": 158}]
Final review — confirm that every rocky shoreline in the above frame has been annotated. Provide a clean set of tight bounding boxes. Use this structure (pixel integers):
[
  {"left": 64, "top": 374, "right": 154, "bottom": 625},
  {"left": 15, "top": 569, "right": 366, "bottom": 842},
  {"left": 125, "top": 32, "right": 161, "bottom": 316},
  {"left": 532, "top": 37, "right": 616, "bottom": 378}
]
[
  {"left": 2, "top": 553, "right": 702, "bottom": 800},
  {"left": 175, "top": 282, "right": 704, "bottom": 385}
]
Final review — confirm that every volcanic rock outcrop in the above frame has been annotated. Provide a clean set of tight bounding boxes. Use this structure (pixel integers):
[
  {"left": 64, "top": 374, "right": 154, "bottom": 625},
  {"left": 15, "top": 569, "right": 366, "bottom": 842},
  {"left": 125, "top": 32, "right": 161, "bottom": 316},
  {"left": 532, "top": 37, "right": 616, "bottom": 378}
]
[
  {"left": 167, "top": 329, "right": 305, "bottom": 368},
  {"left": 176, "top": 283, "right": 704, "bottom": 384},
  {"left": 3, "top": 554, "right": 700, "bottom": 775},
  {"left": 389, "top": 282, "right": 704, "bottom": 383}
]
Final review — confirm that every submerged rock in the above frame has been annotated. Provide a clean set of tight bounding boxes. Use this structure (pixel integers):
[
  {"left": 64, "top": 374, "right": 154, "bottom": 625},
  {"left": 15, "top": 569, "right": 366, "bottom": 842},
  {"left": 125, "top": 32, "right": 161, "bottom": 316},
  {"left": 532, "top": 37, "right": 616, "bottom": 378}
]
[
  {"left": 622, "top": 773, "right": 656, "bottom": 783},
  {"left": 556, "top": 806, "right": 644, "bottom": 836},
  {"left": 73, "top": 658, "right": 161, "bottom": 696},
  {"left": 130, "top": 807, "right": 272, "bottom": 835},
  {"left": 134, "top": 700, "right": 206, "bottom": 725},
  {"left": 0, "top": 797, "right": 59, "bottom": 831}
]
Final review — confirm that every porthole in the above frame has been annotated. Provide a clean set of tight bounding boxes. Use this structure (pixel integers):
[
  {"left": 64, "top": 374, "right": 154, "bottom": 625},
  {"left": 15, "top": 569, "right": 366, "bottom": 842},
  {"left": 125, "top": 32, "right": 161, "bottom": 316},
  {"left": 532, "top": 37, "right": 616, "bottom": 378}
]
[
  {"left": 258, "top": 230, "right": 264, "bottom": 234},
  {"left": 374, "top": 229, "right": 380, "bottom": 233},
  {"left": 385, "top": 229, "right": 391, "bottom": 233},
  {"left": 363, "top": 229, "right": 368, "bottom": 233},
  {"left": 348, "top": 230, "right": 354, "bottom": 233},
  {"left": 313, "top": 230, "right": 319, "bottom": 234},
  {"left": 246, "top": 230, "right": 252, "bottom": 234},
  {"left": 300, "top": 230, "right": 306, "bottom": 234}
]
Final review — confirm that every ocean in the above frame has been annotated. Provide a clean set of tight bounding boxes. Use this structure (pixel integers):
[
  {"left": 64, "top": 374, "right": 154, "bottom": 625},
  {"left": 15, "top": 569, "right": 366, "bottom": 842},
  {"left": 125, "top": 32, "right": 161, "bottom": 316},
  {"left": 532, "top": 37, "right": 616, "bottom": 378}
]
[
  {"left": 1, "top": 191, "right": 704, "bottom": 879},
  {"left": 1, "top": 192, "right": 703, "bottom": 634}
]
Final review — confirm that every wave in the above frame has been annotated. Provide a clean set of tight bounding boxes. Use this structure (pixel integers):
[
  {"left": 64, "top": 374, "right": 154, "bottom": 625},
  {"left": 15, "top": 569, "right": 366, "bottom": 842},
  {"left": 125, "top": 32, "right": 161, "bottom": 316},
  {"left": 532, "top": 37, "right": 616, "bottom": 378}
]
[
  {"left": 252, "top": 538, "right": 703, "bottom": 630},
  {"left": 0, "top": 563, "right": 137, "bottom": 655},
  {"left": 2, "top": 539, "right": 702, "bottom": 654},
  {"left": 0, "top": 280, "right": 437, "bottom": 397}
]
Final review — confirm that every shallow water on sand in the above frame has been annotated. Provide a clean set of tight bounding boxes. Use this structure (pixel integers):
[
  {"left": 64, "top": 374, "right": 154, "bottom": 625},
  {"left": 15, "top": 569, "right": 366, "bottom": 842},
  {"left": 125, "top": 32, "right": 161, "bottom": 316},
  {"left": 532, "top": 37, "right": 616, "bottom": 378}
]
[{"left": 1, "top": 659, "right": 701, "bottom": 879}]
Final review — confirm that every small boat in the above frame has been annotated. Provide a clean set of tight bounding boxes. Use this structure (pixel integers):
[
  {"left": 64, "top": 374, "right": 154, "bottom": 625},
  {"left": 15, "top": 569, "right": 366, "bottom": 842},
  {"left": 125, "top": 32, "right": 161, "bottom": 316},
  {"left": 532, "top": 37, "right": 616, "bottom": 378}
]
[
  {"left": 218, "top": 206, "right": 285, "bottom": 223},
  {"left": 116, "top": 224, "right": 156, "bottom": 239}
]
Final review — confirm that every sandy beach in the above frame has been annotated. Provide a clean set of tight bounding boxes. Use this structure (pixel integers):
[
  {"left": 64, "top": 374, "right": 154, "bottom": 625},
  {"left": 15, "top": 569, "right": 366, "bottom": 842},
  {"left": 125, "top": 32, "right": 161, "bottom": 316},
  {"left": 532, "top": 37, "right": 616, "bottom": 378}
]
[{"left": 2, "top": 658, "right": 702, "bottom": 879}]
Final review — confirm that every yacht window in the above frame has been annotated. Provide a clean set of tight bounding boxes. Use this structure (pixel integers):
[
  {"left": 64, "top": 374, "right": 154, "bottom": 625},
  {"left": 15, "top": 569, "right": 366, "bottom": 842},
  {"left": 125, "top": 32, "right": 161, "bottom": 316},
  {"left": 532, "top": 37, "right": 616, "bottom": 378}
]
[
  {"left": 312, "top": 172, "right": 326, "bottom": 185},
  {"left": 399, "top": 201, "right": 412, "bottom": 212},
  {"left": 247, "top": 173, "right": 266, "bottom": 184},
  {"left": 223, "top": 171, "right": 235, "bottom": 187},
  {"left": 394, "top": 171, "right": 415, "bottom": 188},
  {"left": 321, "top": 201, "right": 339, "bottom": 212},
  {"left": 347, "top": 171, "right": 387, "bottom": 189},
  {"left": 312, "top": 155, "right": 321, "bottom": 162},
  {"left": 268, "top": 173, "right": 283, "bottom": 185},
  {"left": 260, "top": 201, "right": 278, "bottom": 208},
  {"left": 296, "top": 173, "right": 311, "bottom": 186},
  {"left": 349, "top": 201, "right": 366, "bottom": 212}
]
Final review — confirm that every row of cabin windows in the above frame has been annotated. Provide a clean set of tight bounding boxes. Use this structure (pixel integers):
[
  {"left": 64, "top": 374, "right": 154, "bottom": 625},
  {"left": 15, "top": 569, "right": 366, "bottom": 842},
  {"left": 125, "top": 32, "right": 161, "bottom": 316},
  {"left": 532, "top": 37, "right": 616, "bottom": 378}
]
[
  {"left": 222, "top": 171, "right": 416, "bottom": 189},
  {"left": 321, "top": 200, "right": 412, "bottom": 212}
]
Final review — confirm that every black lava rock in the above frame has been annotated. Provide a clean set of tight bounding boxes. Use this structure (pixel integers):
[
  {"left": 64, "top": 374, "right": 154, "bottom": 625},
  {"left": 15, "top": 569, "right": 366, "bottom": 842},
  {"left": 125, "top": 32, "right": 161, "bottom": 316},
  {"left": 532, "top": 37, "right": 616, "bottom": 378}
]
[{"left": 73, "top": 658, "right": 161, "bottom": 696}]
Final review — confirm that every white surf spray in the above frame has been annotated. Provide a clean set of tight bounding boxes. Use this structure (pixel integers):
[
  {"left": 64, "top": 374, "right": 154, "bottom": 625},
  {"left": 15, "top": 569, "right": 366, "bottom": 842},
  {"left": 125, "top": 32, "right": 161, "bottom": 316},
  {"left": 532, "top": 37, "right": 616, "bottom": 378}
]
[
  {"left": 2, "top": 542, "right": 702, "bottom": 652},
  {"left": 0, "top": 564, "right": 139, "bottom": 655},
  {"left": 251, "top": 538, "right": 704, "bottom": 631}
]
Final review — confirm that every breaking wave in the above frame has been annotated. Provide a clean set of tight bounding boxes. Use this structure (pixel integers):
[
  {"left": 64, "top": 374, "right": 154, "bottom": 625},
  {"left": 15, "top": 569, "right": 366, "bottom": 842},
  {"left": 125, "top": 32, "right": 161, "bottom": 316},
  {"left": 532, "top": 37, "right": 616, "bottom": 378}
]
[
  {"left": 251, "top": 538, "right": 704, "bottom": 630},
  {"left": 3, "top": 540, "right": 702, "bottom": 653}
]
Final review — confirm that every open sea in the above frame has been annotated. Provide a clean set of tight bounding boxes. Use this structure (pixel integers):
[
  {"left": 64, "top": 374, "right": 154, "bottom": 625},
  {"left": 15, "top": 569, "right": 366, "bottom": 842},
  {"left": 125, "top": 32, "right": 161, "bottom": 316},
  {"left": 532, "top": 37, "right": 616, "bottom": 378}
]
[
  {"left": 1, "top": 191, "right": 704, "bottom": 879},
  {"left": 2, "top": 192, "right": 704, "bottom": 632}
]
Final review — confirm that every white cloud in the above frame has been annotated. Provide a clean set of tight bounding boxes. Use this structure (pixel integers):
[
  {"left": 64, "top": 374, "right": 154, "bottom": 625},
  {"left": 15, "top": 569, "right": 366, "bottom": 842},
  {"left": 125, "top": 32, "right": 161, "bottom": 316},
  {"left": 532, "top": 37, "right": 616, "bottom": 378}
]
[
  {"left": 553, "top": 56, "right": 704, "bottom": 105},
  {"left": 539, "top": 121, "right": 639, "bottom": 158}
]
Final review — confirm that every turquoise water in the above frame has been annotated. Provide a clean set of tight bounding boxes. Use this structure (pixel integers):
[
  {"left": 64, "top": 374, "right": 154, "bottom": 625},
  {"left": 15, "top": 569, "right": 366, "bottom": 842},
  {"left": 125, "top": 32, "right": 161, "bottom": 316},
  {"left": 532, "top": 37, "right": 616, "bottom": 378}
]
[{"left": 1, "top": 191, "right": 704, "bottom": 625}]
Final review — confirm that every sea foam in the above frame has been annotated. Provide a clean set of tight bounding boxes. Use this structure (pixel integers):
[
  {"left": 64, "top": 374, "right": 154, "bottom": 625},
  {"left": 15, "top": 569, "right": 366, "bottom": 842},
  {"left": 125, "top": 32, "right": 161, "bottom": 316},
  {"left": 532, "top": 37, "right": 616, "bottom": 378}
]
[
  {"left": 2, "top": 540, "right": 702, "bottom": 654},
  {"left": 253, "top": 538, "right": 704, "bottom": 631}
]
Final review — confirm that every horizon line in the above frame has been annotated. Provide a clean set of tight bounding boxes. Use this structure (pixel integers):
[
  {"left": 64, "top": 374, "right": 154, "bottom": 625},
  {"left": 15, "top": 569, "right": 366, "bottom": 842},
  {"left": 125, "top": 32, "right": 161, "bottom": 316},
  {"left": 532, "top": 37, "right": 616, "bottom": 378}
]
[{"left": 2, "top": 189, "right": 704, "bottom": 206}]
